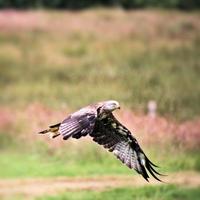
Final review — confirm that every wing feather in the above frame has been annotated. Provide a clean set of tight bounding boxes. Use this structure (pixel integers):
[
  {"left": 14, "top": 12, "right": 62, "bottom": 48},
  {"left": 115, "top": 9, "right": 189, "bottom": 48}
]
[
  {"left": 90, "top": 113, "right": 162, "bottom": 182},
  {"left": 125, "top": 145, "right": 132, "bottom": 168},
  {"left": 59, "top": 107, "right": 97, "bottom": 140}
]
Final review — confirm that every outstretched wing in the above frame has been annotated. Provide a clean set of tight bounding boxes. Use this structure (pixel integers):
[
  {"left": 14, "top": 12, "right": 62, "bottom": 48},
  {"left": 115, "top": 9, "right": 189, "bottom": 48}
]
[
  {"left": 59, "top": 107, "right": 97, "bottom": 140},
  {"left": 90, "top": 113, "right": 162, "bottom": 182}
]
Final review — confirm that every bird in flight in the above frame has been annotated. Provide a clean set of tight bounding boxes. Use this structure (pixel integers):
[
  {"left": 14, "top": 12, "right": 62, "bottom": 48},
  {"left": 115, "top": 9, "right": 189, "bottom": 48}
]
[{"left": 38, "top": 100, "right": 163, "bottom": 182}]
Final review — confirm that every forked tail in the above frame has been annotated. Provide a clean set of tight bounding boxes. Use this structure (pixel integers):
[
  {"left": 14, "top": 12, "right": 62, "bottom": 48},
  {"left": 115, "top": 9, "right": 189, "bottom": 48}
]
[{"left": 38, "top": 123, "right": 61, "bottom": 139}]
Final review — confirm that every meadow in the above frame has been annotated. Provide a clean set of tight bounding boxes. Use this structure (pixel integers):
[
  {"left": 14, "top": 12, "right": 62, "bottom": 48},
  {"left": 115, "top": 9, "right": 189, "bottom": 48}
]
[
  {"left": 38, "top": 185, "right": 200, "bottom": 200},
  {"left": 0, "top": 9, "right": 200, "bottom": 120},
  {"left": 0, "top": 9, "right": 200, "bottom": 199}
]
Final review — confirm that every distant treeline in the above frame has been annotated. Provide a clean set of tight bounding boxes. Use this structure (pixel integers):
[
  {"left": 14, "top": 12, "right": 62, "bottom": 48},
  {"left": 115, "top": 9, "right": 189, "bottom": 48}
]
[{"left": 0, "top": 0, "right": 199, "bottom": 10}]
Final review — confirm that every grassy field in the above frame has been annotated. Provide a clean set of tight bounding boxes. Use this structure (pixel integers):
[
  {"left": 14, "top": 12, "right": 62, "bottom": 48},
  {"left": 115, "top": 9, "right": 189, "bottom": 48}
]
[
  {"left": 0, "top": 145, "right": 199, "bottom": 178},
  {"left": 0, "top": 9, "right": 200, "bottom": 200},
  {"left": 0, "top": 9, "right": 200, "bottom": 120},
  {"left": 5, "top": 185, "right": 200, "bottom": 200},
  {"left": 38, "top": 185, "right": 200, "bottom": 200}
]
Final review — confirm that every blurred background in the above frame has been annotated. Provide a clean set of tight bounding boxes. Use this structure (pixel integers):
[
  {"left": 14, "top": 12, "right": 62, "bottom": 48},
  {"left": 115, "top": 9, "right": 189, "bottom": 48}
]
[{"left": 0, "top": 1, "right": 200, "bottom": 199}]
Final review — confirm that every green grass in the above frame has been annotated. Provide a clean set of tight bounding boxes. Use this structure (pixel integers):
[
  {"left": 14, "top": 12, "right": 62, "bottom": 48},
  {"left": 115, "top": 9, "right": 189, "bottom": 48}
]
[
  {"left": 1, "top": 185, "right": 199, "bottom": 200},
  {"left": 37, "top": 185, "right": 200, "bottom": 200},
  {"left": 0, "top": 151, "right": 129, "bottom": 178},
  {"left": 0, "top": 140, "right": 199, "bottom": 178}
]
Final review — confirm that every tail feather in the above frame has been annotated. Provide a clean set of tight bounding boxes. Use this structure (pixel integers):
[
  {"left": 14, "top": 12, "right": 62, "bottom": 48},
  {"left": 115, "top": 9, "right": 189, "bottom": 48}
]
[
  {"left": 38, "top": 123, "right": 61, "bottom": 139},
  {"left": 49, "top": 123, "right": 61, "bottom": 128},
  {"left": 38, "top": 129, "right": 49, "bottom": 134}
]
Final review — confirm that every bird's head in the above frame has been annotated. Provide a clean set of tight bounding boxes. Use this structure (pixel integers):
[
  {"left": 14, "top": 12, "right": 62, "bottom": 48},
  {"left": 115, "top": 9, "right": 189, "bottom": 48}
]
[{"left": 99, "top": 100, "right": 120, "bottom": 114}]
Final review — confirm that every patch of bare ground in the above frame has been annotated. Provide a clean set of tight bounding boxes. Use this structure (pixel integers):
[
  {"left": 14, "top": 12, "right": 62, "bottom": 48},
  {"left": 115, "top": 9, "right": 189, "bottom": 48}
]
[{"left": 0, "top": 171, "right": 199, "bottom": 198}]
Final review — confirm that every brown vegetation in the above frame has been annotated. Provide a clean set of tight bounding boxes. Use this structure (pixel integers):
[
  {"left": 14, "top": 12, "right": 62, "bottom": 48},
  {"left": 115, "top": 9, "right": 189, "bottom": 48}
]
[
  {"left": 0, "top": 9, "right": 199, "bottom": 40},
  {"left": 0, "top": 104, "right": 199, "bottom": 150}
]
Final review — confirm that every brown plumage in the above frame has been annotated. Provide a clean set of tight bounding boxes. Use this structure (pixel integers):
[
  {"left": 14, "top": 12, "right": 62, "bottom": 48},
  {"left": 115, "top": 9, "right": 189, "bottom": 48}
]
[{"left": 38, "top": 100, "right": 163, "bottom": 182}]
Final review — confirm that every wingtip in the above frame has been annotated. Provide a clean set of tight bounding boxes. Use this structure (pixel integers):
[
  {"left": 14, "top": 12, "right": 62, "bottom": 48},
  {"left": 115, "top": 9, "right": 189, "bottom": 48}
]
[
  {"left": 146, "top": 157, "right": 160, "bottom": 168},
  {"left": 148, "top": 163, "right": 166, "bottom": 176},
  {"left": 144, "top": 177, "right": 149, "bottom": 182},
  {"left": 145, "top": 161, "right": 164, "bottom": 182}
]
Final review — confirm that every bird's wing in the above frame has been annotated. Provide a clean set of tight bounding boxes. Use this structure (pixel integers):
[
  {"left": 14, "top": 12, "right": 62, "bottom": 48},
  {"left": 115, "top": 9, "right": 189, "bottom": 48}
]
[
  {"left": 59, "top": 107, "right": 97, "bottom": 140},
  {"left": 90, "top": 113, "right": 162, "bottom": 182}
]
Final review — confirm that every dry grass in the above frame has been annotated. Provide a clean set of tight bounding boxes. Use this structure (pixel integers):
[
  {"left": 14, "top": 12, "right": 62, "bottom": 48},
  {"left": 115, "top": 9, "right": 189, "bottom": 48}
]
[{"left": 0, "top": 9, "right": 199, "bottom": 38}]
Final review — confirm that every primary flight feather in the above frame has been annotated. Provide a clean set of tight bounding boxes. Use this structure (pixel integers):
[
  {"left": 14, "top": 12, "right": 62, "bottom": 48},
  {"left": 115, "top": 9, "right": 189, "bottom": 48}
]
[{"left": 38, "top": 100, "right": 163, "bottom": 182}]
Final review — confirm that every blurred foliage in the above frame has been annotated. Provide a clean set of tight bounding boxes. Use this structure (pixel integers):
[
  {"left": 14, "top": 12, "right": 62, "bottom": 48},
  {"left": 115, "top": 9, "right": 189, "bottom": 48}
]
[
  {"left": 0, "top": 10, "right": 199, "bottom": 200},
  {"left": 0, "top": 10, "right": 199, "bottom": 179},
  {"left": 0, "top": 0, "right": 200, "bottom": 9},
  {"left": 0, "top": 26, "right": 200, "bottom": 120}
]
